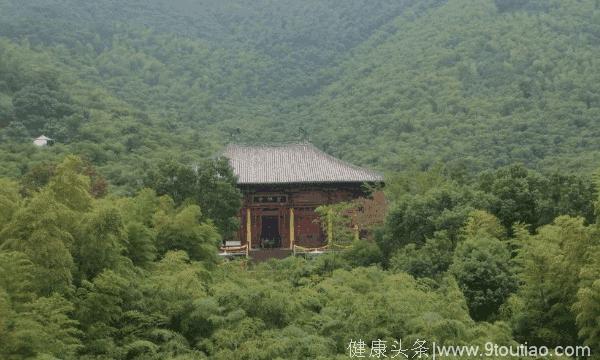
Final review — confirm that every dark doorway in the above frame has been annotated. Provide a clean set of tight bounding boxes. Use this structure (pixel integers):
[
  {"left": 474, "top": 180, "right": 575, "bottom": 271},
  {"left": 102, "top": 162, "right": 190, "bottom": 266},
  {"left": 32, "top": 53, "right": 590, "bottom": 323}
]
[{"left": 260, "top": 216, "right": 281, "bottom": 248}]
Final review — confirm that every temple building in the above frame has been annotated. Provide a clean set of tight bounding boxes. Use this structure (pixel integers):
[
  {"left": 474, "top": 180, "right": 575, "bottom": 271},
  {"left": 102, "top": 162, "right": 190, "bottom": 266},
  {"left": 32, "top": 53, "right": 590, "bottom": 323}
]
[{"left": 223, "top": 143, "right": 386, "bottom": 258}]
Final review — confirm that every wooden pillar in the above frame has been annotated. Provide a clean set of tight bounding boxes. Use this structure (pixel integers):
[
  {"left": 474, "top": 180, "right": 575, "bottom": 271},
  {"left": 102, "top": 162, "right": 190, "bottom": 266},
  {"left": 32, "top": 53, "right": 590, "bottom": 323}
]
[
  {"left": 327, "top": 208, "right": 333, "bottom": 244},
  {"left": 289, "top": 207, "right": 295, "bottom": 249},
  {"left": 246, "top": 208, "right": 252, "bottom": 250}
]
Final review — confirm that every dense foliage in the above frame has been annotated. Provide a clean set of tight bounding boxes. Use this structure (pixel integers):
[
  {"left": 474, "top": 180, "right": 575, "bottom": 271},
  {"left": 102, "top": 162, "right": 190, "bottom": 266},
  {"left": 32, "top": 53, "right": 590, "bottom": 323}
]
[
  {"left": 0, "top": 0, "right": 599, "bottom": 358},
  {"left": 0, "top": 0, "right": 600, "bottom": 190},
  {"left": 0, "top": 156, "right": 598, "bottom": 358}
]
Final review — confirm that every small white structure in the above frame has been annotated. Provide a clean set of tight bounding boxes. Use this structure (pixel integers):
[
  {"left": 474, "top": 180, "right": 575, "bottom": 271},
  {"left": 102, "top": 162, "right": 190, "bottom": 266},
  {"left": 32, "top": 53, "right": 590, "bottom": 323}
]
[{"left": 33, "top": 135, "right": 54, "bottom": 147}]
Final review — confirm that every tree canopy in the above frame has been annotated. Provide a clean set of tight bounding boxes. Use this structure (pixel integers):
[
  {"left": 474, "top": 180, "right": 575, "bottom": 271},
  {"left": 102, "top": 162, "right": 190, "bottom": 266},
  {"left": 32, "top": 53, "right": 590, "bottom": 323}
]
[{"left": 0, "top": 0, "right": 599, "bottom": 358}]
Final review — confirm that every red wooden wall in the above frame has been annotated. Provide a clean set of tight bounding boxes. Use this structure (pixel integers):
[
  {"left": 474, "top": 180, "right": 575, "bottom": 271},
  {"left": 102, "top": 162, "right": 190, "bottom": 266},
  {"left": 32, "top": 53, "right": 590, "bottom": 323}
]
[{"left": 235, "top": 183, "right": 382, "bottom": 249}]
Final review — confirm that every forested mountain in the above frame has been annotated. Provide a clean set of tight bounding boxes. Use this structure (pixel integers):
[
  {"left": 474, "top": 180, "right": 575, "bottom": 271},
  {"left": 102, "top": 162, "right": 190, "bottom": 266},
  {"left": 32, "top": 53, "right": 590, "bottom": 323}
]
[
  {"left": 0, "top": 0, "right": 432, "bottom": 191},
  {"left": 1, "top": 0, "right": 599, "bottom": 190},
  {"left": 0, "top": 0, "right": 424, "bottom": 98},
  {"left": 0, "top": 1, "right": 600, "bottom": 358},
  {"left": 305, "top": 0, "right": 600, "bottom": 173}
]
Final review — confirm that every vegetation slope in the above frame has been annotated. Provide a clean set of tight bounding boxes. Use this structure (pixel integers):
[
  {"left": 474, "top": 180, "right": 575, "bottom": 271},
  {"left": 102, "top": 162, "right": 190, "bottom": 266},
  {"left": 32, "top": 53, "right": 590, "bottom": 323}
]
[{"left": 0, "top": 1, "right": 599, "bottom": 359}]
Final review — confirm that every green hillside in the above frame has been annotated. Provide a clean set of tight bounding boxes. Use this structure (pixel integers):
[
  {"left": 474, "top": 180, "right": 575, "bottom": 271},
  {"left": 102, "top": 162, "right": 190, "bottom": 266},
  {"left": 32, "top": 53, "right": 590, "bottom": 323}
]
[
  {"left": 1, "top": 0, "right": 599, "bottom": 188},
  {"left": 303, "top": 0, "right": 600, "bottom": 173},
  {"left": 0, "top": 0, "right": 431, "bottom": 191},
  {"left": 1, "top": 1, "right": 600, "bottom": 359}
]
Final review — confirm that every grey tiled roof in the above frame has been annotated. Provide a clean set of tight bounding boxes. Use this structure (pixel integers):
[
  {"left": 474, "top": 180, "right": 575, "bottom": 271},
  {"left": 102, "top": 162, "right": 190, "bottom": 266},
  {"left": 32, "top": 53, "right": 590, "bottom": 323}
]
[{"left": 224, "top": 143, "right": 384, "bottom": 185}]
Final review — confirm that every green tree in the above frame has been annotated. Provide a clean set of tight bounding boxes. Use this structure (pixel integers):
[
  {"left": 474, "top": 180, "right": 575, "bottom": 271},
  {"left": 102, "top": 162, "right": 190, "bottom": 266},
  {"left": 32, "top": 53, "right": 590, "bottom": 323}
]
[
  {"left": 509, "top": 216, "right": 595, "bottom": 346},
  {"left": 451, "top": 234, "right": 516, "bottom": 321},
  {"left": 12, "top": 84, "right": 74, "bottom": 133},
  {"left": 573, "top": 246, "right": 600, "bottom": 353},
  {"left": 0, "top": 293, "right": 81, "bottom": 359},
  {"left": 47, "top": 155, "right": 92, "bottom": 212},
  {"left": 390, "top": 230, "right": 454, "bottom": 279},
  {"left": 74, "top": 203, "right": 126, "bottom": 280},
  {"left": 20, "top": 162, "right": 56, "bottom": 196},
  {"left": 123, "top": 222, "right": 157, "bottom": 267},
  {"left": 0, "top": 121, "right": 30, "bottom": 141},
  {"left": 377, "top": 184, "right": 487, "bottom": 258},
  {"left": 147, "top": 158, "right": 241, "bottom": 237},
  {"left": 0, "top": 179, "right": 21, "bottom": 229},
  {"left": 0, "top": 251, "right": 35, "bottom": 307},
  {"left": 536, "top": 173, "right": 596, "bottom": 226},
  {"left": 315, "top": 202, "right": 356, "bottom": 248},
  {"left": 461, "top": 210, "right": 506, "bottom": 239},
  {"left": 75, "top": 269, "right": 140, "bottom": 358},
  {"left": 0, "top": 252, "right": 81, "bottom": 359},
  {"left": 140, "top": 251, "right": 212, "bottom": 348},
  {"left": 478, "top": 165, "right": 540, "bottom": 232},
  {"left": 154, "top": 204, "right": 221, "bottom": 264},
  {"left": 117, "top": 188, "right": 161, "bottom": 227},
  {"left": 342, "top": 239, "right": 383, "bottom": 267},
  {"left": 0, "top": 190, "right": 74, "bottom": 295}
]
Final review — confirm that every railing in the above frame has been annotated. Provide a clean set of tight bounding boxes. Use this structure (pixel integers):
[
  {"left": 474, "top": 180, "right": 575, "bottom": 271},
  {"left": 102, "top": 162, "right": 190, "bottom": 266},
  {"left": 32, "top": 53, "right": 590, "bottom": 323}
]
[
  {"left": 219, "top": 243, "right": 352, "bottom": 258},
  {"left": 219, "top": 244, "right": 249, "bottom": 257},
  {"left": 292, "top": 243, "right": 352, "bottom": 256},
  {"left": 292, "top": 244, "right": 330, "bottom": 256}
]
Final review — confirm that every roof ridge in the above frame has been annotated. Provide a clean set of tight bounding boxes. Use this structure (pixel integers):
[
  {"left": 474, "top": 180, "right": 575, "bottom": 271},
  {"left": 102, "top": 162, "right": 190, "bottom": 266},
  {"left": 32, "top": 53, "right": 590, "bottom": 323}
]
[{"left": 226, "top": 142, "right": 311, "bottom": 149}]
